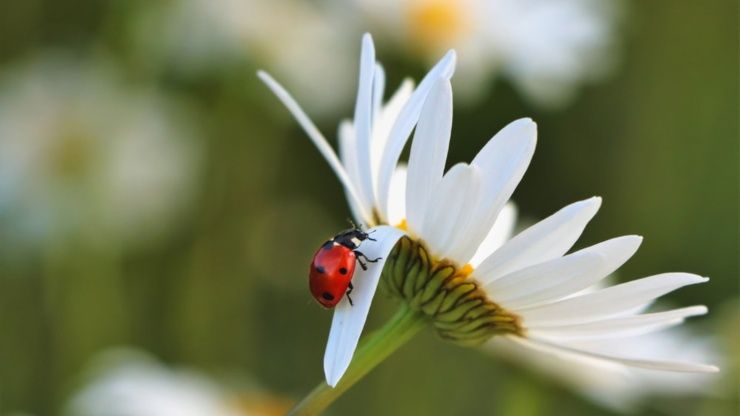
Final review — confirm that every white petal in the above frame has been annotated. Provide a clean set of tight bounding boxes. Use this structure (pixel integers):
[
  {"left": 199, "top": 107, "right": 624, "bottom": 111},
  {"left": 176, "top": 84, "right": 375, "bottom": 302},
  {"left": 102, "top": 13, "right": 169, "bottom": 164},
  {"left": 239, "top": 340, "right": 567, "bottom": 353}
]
[
  {"left": 323, "top": 225, "right": 405, "bottom": 387},
  {"left": 372, "top": 63, "right": 385, "bottom": 121},
  {"left": 338, "top": 121, "right": 366, "bottom": 226},
  {"left": 257, "top": 71, "right": 371, "bottom": 224},
  {"left": 405, "top": 79, "right": 453, "bottom": 236},
  {"left": 386, "top": 165, "right": 407, "bottom": 226},
  {"left": 519, "top": 273, "right": 709, "bottom": 326},
  {"left": 486, "top": 336, "right": 631, "bottom": 410},
  {"left": 528, "top": 306, "right": 708, "bottom": 340},
  {"left": 468, "top": 202, "right": 518, "bottom": 267},
  {"left": 487, "top": 328, "right": 720, "bottom": 411},
  {"left": 509, "top": 335, "right": 719, "bottom": 373},
  {"left": 476, "top": 197, "right": 602, "bottom": 284},
  {"left": 372, "top": 80, "right": 414, "bottom": 222},
  {"left": 448, "top": 119, "right": 537, "bottom": 264},
  {"left": 488, "top": 236, "right": 642, "bottom": 310},
  {"left": 353, "top": 34, "right": 376, "bottom": 214},
  {"left": 422, "top": 163, "right": 480, "bottom": 258},
  {"left": 376, "top": 50, "right": 456, "bottom": 221}
]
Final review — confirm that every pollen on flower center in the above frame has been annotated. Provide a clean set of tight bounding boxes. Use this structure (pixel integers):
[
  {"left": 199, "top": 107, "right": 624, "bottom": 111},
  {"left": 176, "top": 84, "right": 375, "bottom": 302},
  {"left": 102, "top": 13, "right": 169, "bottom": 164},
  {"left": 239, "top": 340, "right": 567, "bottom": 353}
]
[
  {"left": 380, "top": 236, "right": 523, "bottom": 347},
  {"left": 459, "top": 263, "right": 474, "bottom": 277},
  {"left": 395, "top": 219, "right": 409, "bottom": 231}
]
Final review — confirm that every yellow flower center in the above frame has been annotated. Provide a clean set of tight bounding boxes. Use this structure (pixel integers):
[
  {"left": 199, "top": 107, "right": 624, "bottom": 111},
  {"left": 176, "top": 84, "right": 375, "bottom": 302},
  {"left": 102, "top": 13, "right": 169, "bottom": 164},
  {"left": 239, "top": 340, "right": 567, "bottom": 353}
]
[
  {"left": 381, "top": 235, "right": 523, "bottom": 347},
  {"left": 405, "top": 0, "right": 470, "bottom": 53},
  {"left": 48, "top": 122, "right": 95, "bottom": 179}
]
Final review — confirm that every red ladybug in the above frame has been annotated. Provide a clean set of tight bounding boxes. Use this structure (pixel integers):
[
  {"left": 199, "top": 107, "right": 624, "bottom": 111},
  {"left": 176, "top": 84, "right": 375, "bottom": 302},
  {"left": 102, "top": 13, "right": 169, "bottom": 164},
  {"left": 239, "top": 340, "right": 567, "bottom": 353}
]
[{"left": 309, "top": 227, "right": 380, "bottom": 308}]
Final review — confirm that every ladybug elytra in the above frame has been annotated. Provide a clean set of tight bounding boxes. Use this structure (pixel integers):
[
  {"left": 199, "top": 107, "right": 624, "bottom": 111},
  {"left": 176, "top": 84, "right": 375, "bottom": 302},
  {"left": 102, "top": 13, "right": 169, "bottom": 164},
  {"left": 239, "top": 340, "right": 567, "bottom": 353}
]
[{"left": 309, "top": 227, "right": 380, "bottom": 308}]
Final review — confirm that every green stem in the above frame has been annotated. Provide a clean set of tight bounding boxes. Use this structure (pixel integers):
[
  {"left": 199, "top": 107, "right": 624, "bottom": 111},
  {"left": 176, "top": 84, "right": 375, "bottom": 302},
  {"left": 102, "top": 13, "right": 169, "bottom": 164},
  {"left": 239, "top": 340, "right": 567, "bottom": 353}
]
[{"left": 289, "top": 305, "right": 426, "bottom": 416}]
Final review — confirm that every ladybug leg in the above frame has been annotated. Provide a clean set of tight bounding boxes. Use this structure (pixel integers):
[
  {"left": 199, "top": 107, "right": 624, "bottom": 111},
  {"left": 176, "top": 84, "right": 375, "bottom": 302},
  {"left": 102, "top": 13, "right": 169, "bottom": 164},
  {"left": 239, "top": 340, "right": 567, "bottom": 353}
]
[
  {"left": 346, "top": 282, "right": 354, "bottom": 306},
  {"left": 356, "top": 257, "right": 368, "bottom": 271},
  {"left": 355, "top": 250, "right": 381, "bottom": 265}
]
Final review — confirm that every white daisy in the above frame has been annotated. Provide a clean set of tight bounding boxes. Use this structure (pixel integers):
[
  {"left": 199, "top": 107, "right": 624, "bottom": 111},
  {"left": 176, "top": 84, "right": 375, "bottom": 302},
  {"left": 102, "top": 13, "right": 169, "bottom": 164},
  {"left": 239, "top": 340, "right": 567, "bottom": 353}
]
[
  {"left": 132, "top": 0, "right": 356, "bottom": 115},
  {"left": 259, "top": 34, "right": 717, "bottom": 392},
  {"left": 65, "top": 349, "right": 287, "bottom": 416},
  {"left": 0, "top": 56, "right": 200, "bottom": 247},
  {"left": 351, "top": 0, "right": 620, "bottom": 105}
]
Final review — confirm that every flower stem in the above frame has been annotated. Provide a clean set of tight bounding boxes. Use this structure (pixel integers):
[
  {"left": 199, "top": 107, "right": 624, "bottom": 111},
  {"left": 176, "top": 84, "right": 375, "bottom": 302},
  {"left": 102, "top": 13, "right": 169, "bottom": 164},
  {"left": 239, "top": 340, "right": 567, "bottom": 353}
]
[{"left": 288, "top": 305, "right": 425, "bottom": 416}]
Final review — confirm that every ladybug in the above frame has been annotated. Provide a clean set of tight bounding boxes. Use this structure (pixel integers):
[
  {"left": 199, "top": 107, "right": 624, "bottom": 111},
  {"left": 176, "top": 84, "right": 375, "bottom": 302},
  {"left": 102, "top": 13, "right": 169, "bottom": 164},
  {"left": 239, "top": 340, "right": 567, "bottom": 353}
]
[{"left": 309, "top": 226, "right": 380, "bottom": 308}]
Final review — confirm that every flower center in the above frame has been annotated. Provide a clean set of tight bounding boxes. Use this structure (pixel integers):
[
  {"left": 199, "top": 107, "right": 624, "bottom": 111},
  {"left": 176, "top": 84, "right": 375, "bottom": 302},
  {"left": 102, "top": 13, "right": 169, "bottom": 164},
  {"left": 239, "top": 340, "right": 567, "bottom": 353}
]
[
  {"left": 48, "top": 122, "right": 95, "bottom": 179},
  {"left": 405, "top": 0, "right": 470, "bottom": 53},
  {"left": 380, "top": 235, "right": 523, "bottom": 347}
]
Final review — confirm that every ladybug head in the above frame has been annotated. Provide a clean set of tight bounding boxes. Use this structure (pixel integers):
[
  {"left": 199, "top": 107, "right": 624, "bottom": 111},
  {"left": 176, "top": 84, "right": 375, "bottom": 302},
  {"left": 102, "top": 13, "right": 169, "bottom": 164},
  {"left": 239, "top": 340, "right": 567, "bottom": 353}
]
[{"left": 332, "top": 226, "right": 375, "bottom": 250}]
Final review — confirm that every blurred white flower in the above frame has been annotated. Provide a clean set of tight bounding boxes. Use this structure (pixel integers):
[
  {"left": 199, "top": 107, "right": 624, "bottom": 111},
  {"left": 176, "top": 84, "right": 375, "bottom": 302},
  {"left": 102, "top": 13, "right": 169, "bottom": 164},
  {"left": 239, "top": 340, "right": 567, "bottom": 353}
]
[
  {"left": 137, "top": 0, "right": 355, "bottom": 115},
  {"left": 135, "top": 0, "right": 618, "bottom": 111},
  {"left": 67, "top": 357, "right": 240, "bottom": 416},
  {"left": 66, "top": 349, "right": 252, "bottom": 416},
  {"left": 352, "top": 0, "right": 621, "bottom": 106},
  {"left": 260, "top": 34, "right": 717, "bottom": 392},
  {"left": 0, "top": 55, "right": 200, "bottom": 247}
]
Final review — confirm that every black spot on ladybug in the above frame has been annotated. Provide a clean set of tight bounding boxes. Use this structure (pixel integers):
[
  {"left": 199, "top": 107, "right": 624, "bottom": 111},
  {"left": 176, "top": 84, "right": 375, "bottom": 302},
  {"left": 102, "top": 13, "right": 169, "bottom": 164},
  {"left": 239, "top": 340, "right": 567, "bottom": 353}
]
[
  {"left": 315, "top": 266, "right": 326, "bottom": 274},
  {"left": 322, "top": 241, "right": 333, "bottom": 250},
  {"left": 322, "top": 292, "right": 334, "bottom": 301},
  {"left": 339, "top": 267, "right": 348, "bottom": 275}
]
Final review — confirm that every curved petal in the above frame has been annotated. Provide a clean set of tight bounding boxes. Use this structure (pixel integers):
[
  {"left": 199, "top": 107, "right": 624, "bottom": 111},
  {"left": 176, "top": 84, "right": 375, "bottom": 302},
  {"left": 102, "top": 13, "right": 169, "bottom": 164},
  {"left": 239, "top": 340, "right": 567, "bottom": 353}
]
[
  {"left": 488, "top": 235, "right": 642, "bottom": 310},
  {"left": 406, "top": 79, "right": 453, "bottom": 236},
  {"left": 476, "top": 196, "right": 601, "bottom": 283},
  {"left": 372, "top": 63, "right": 385, "bottom": 121},
  {"left": 468, "top": 202, "right": 518, "bottom": 268},
  {"left": 519, "top": 273, "right": 709, "bottom": 326},
  {"left": 487, "top": 328, "right": 719, "bottom": 411},
  {"left": 257, "top": 71, "right": 371, "bottom": 224},
  {"left": 372, "top": 80, "right": 414, "bottom": 222},
  {"left": 422, "top": 163, "right": 480, "bottom": 258},
  {"left": 353, "top": 34, "right": 377, "bottom": 213},
  {"left": 448, "top": 118, "right": 537, "bottom": 264},
  {"left": 338, "top": 121, "right": 366, "bottom": 226},
  {"left": 376, "top": 50, "right": 457, "bottom": 220},
  {"left": 386, "top": 165, "right": 407, "bottom": 226},
  {"left": 509, "top": 335, "right": 719, "bottom": 373},
  {"left": 323, "top": 225, "right": 405, "bottom": 387},
  {"left": 528, "top": 305, "right": 708, "bottom": 340}
]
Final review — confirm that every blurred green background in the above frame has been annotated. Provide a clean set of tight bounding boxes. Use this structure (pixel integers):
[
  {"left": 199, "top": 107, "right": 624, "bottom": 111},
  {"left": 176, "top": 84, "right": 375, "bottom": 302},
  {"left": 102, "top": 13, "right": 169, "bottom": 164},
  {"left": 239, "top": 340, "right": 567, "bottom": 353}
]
[{"left": 0, "top": 0, "right": 736, "bottom": 415}]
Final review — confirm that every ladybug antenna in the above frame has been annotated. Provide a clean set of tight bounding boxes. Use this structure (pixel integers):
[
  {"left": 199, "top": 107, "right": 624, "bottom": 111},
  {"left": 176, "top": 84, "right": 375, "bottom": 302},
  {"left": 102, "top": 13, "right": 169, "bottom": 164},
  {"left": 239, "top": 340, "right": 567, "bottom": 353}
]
[
  {"left": 346, "top": 217, "right": 362, "bottom": 231},
  {"left": 366, "top": 228, "right": 377, "bottom": 241}
]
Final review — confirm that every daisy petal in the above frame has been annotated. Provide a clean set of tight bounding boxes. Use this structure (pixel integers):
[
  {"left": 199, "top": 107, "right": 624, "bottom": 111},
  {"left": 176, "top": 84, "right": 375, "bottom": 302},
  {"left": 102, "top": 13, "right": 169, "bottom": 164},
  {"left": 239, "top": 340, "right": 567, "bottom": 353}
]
[
  {"left": 488, "top": 235, "right": 642, "bottom": 310},
  {"left": 509, "top": 335, "right": 719, "bottom": 373},
  {"left": 338, "top": 121, "right": 365, "bottom": 226},
  {"left": 449, "top": 119, "right": 537, "bottom": 264},
  {"left": 376, "top": 50, "right": 456, "bottom": 220},
  {"left": 528, "top": 305, "right": 708, "bottom": 340},
  {"left": 519, "top": 273, "right": 709, "bottom": 326},
  {"left": 406, "top": 78, "right": 453, "bottom": 236},
  {"left": 422, "top": 163, "right": 481, "bottom": 257},
  {"left": 386, "top": 165, "right": 407, "bottom": 226},
  {"left": 353, "top": 33, "right": 376, "bottom": 213},
  {"left": 372, "top": 63, "right": 385, "bottom": 121},
  {"left": 468, "top": 202, "right": 518, "bottom": 267},
  {"left": 257, "top": 71, "right": 371, "bottom": 224},
  {"left": 372, "top": 80, "right": 414, "bottom": 222},
  {"left": 476, "top": 197, "right": 602, "bottom": 283},
  {"left": 323, "top": 225, "right": 405, "bottom": 387}
]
